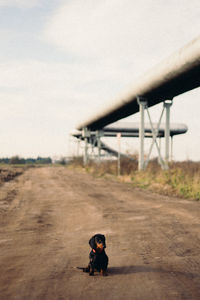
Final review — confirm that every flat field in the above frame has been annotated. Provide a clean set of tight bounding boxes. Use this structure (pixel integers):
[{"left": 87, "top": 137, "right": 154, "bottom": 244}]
[{"left": 0, "top": 166, "right": 199, "bottom": 299}]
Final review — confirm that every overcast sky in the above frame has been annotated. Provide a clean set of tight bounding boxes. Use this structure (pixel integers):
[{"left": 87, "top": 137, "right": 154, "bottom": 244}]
[{"left": 0, "top": 0, "right": 200, "bottom": 160}]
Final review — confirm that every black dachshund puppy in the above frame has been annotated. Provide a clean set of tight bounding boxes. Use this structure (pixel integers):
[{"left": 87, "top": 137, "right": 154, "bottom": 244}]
[{"left": 78, "top": 234, "right": 109, "bottom": 276}]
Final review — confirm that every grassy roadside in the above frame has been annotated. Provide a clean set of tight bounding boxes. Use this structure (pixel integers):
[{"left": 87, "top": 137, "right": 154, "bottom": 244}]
[
  {"left": 1, "top": 160, "right": 199, "bottom": 201},
  {"left": 69, "top": 158, "right": 200, "bottom": 201}
]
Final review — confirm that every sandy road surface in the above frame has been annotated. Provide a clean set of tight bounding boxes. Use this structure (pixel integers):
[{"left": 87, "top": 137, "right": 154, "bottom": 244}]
[{"left": 0, "top": 166, "right": 199, "bottom": 300}]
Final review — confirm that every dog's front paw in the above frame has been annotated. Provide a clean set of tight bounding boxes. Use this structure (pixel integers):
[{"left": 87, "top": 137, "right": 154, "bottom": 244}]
[{"left": 100, "top": 270, "right": 108, "bottom": 276}]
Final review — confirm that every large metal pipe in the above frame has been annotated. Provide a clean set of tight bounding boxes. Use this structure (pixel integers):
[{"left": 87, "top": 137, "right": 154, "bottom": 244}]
[
  {"left": 76, "top": 36, "right": 200, "bottom": 131},
  {"left": 71, "top": 123, "right": 188, "bottom": 138}
]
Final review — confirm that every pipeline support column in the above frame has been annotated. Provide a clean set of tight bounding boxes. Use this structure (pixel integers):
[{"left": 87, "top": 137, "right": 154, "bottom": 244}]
[
  {"left": 137, "top": 98, "right": 147, "bottom": 171},
  {"left": 82, "top": 127, "right": 90, "bottom": 166},
  {"left": 164, "top": 100, "right": 173, "bottom": 169},
  {"left": 96, "top": 130, "right": 103, "bottom": 162}
]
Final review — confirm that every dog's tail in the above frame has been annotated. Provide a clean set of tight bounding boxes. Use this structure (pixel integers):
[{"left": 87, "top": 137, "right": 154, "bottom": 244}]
[{"left": 76, "top": 267, "right": 89, "bottom": 273}]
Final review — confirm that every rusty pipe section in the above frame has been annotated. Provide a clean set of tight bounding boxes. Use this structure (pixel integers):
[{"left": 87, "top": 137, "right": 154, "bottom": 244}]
[{"left": 76, "top": 36, "right": 200, "bottom": 131}]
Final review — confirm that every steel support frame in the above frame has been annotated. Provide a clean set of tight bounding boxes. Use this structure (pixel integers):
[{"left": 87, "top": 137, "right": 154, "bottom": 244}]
[
  {"left": 82, "top": 129, "right": 105, "bottom": 165},
  {"left": 137, "top": 98, "right": 146, "bottom": 171},
  {"left": 164, "top": 100, "right": 173, "bottom": 166},
  {"left": 137, "top": 97, "right": 173, "bottom": 170},
  {"left": 171, "top": 136, "right": 174, "bottom": 161},
  {"left": 82, "top": 127, "right": 90, "bottom": 165},
  {"left": 96, "top": 130, "right": 104, "bottom": 162},
  {"left": 76, "top": 139, "right": 80, "bottom": 157}
]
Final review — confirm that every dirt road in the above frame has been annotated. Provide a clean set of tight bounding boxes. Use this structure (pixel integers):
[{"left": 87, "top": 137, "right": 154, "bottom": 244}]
[{"left": 0, "top": 166, "right": 199, "bottom": 300}]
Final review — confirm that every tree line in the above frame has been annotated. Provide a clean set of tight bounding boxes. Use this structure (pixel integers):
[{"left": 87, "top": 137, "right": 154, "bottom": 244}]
[{"left": 0, "top": 156, "right": 52, "bottom": 165}]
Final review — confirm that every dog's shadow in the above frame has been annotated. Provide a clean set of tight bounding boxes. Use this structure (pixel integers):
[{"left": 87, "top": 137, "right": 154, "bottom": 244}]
[
  {"left": 108, "top": 265, "right": 199, "bottom": 279},
  {"left": 109, "top": 265, "right": 152, "bottom": 275}
]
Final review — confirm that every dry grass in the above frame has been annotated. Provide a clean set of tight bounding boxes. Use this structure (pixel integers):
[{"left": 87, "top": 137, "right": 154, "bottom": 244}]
[
  {"left": 131, "top": 160, "right": 200, "bottom": 200},
  {"left": 69, "top": 157, "right": 200, "bottom": 201}
]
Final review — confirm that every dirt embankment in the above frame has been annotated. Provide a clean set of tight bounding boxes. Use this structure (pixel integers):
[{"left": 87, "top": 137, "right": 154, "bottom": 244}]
[
  {"left": 0, "top": 166, "right": 199, "bottom": 300},
  {"left": 0, "top": 167, "right": 23, "bottom": 184}
]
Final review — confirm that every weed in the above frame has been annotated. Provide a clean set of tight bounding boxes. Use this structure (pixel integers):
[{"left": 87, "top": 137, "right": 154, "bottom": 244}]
[{"left": 69, "top": 157, "right": 200, "bottom": 201}]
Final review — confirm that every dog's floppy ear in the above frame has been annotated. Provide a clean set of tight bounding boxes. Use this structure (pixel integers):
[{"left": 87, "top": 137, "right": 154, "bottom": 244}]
[
  {"left": 89, "top": 236, "right": 96, "bottom": 249},
  {"left": 100, "top": 234, "right": 106, "bottom": 248}
]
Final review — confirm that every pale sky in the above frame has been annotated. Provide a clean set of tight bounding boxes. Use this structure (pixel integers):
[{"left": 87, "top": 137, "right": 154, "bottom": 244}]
[{"left": 0, "top": 0, "right": 200, "bottom": 160}]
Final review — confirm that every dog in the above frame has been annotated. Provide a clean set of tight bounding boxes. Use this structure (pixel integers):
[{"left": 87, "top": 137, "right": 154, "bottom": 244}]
[{"left": 78, "top": 234, "right": 109, "bottom": 276}]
